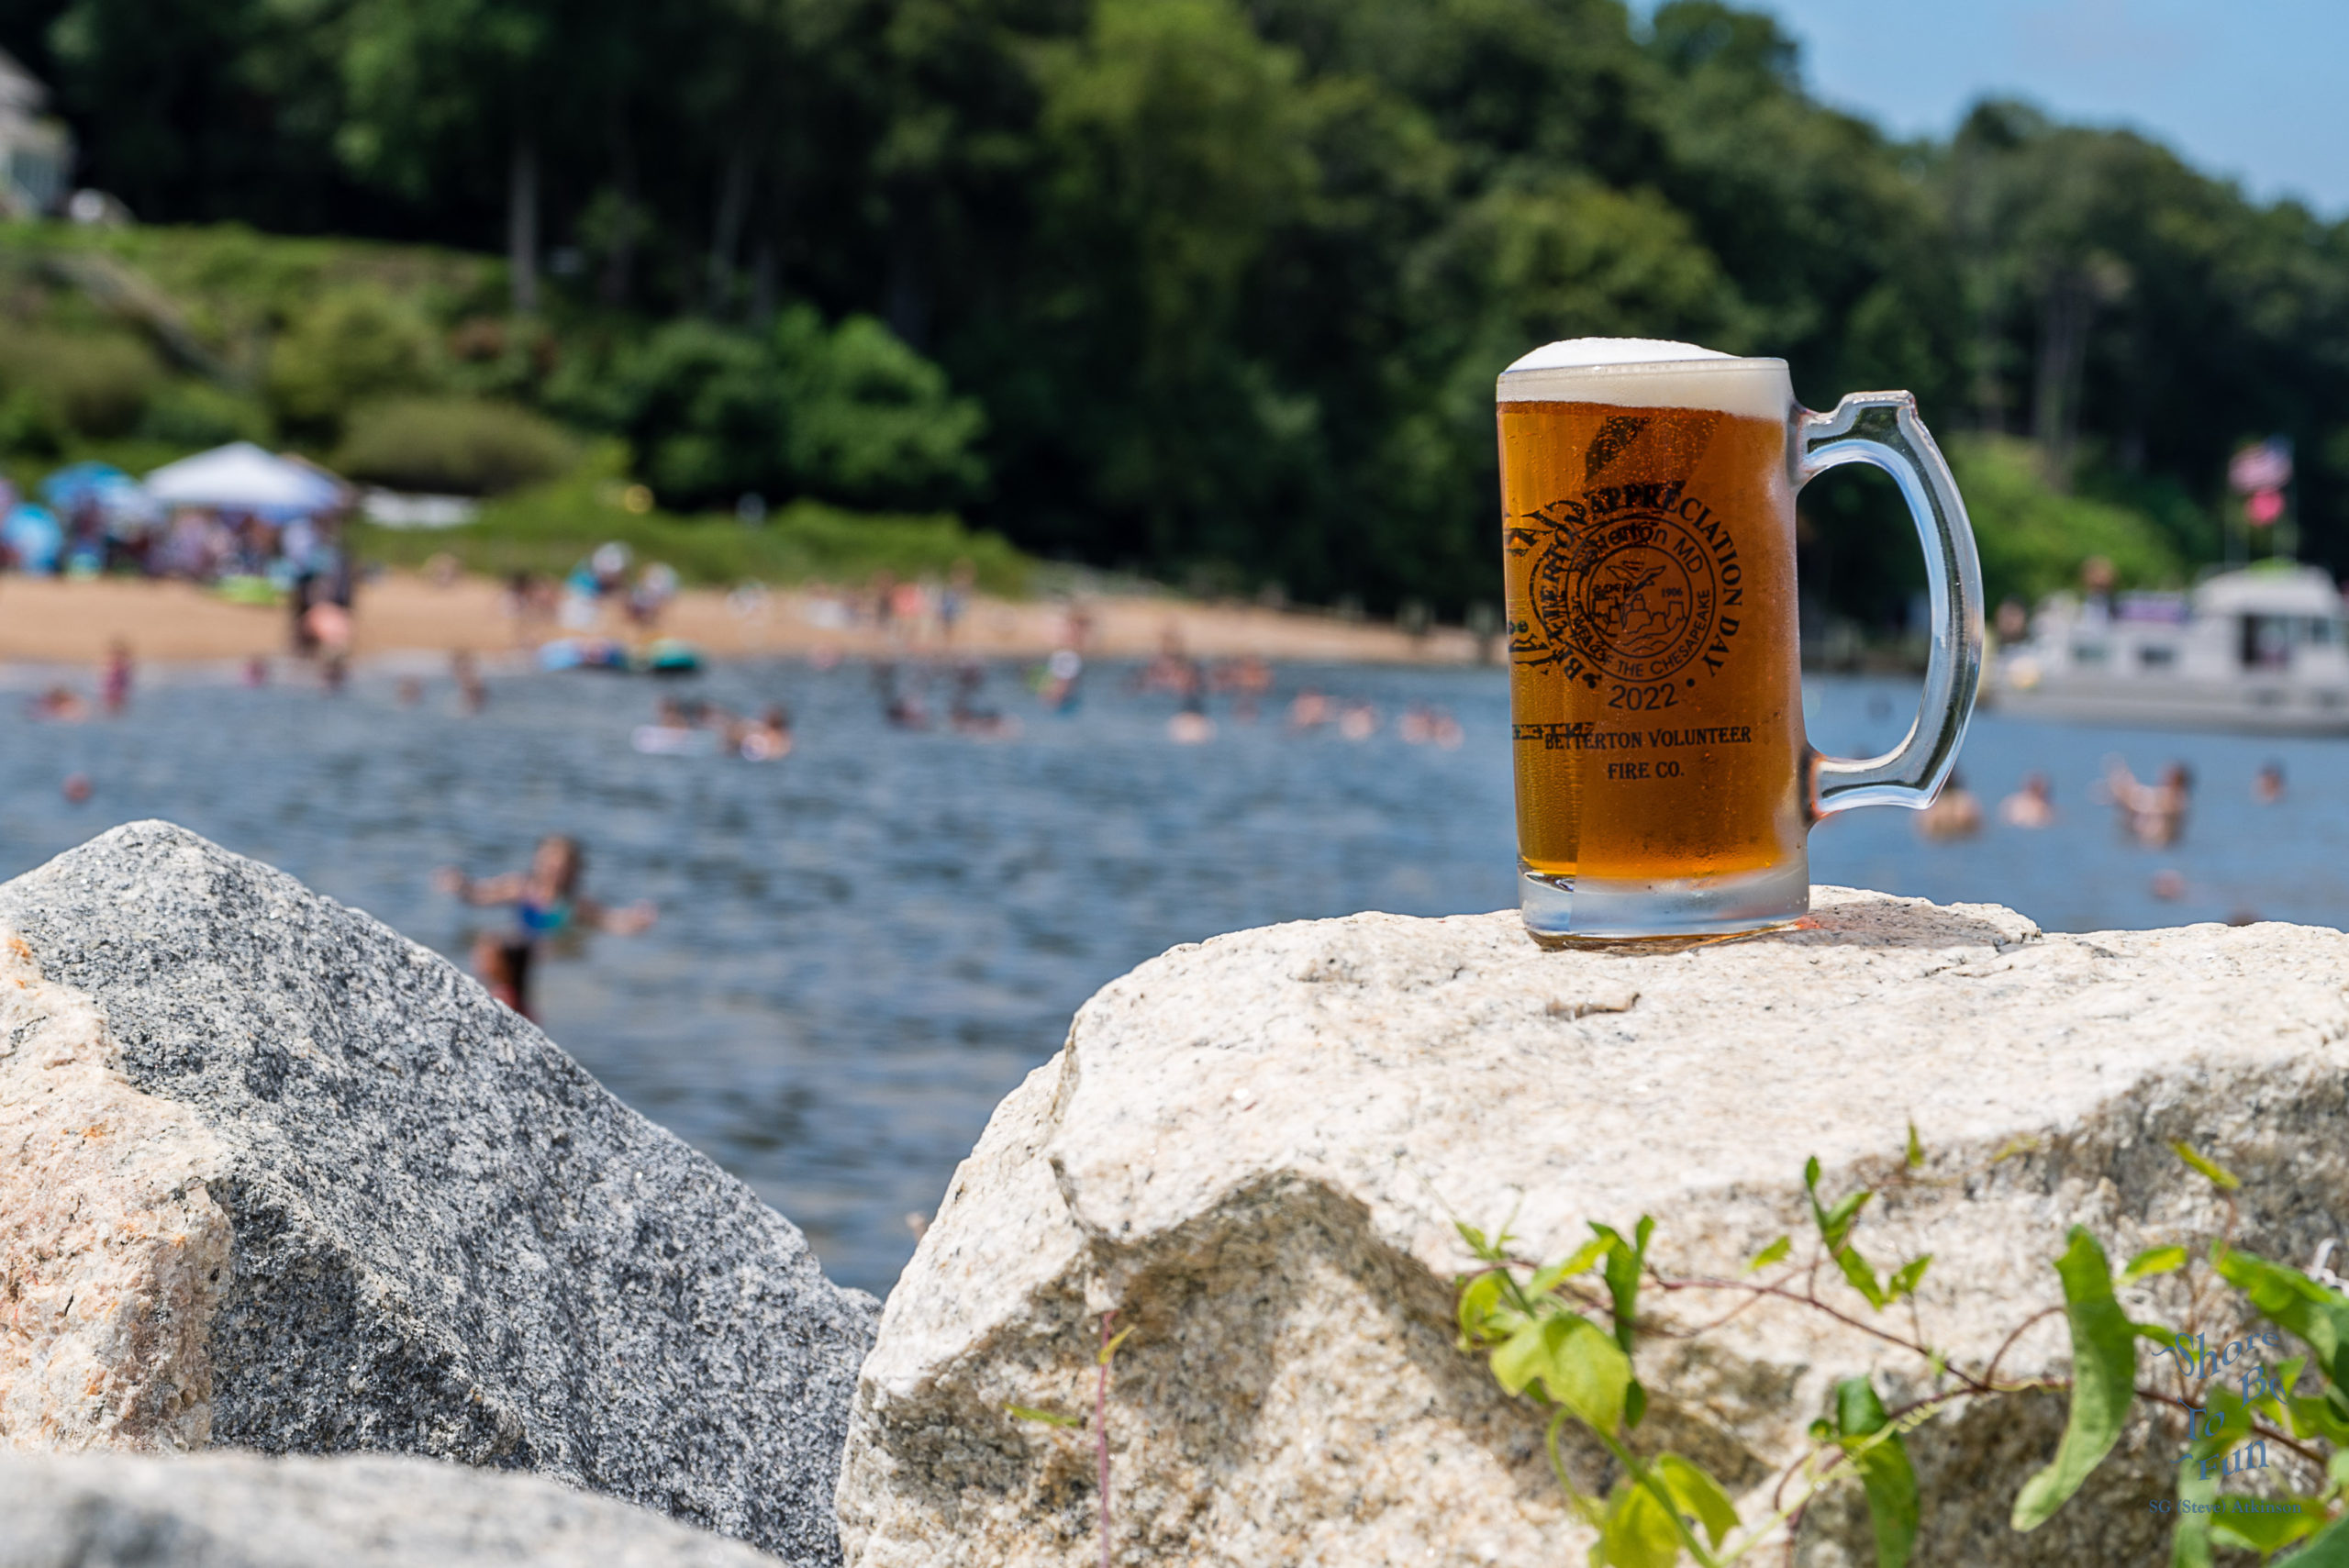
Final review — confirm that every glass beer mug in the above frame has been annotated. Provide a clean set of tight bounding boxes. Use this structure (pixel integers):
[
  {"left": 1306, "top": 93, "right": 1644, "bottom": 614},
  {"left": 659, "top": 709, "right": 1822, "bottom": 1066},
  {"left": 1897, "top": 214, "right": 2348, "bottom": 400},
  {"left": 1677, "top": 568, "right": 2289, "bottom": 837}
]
[{"left": 1497, "top": 338, "right": 1983, "bottom": 940}]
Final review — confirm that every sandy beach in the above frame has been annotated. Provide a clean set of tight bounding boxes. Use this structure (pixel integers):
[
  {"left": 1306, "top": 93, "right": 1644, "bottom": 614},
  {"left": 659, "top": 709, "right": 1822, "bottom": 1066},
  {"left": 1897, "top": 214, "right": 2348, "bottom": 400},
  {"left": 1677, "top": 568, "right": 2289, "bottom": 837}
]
[{"left": 0, "top": 573, "right": 1482, "bottom": 670}]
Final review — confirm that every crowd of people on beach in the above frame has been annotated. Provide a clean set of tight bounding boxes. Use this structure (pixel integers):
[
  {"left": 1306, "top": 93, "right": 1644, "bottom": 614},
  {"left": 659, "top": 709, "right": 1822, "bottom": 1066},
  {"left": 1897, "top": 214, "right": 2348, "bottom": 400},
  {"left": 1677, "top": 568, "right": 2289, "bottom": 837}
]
[
  {"left": 789, "top": 564, "right": 983, "bottom": 646},
  {"left": 0, "top": 464, "right": 355, "bottom": 593}
]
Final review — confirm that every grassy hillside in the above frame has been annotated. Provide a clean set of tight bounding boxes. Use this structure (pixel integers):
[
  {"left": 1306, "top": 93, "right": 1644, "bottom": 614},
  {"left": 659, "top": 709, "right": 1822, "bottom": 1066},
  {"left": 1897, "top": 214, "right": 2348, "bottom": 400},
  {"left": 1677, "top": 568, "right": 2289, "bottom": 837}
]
[
  {"left": 354, "top": 450, "right": 1030, "bottom": 595},
  {"left": 0, "top": 220, "right": 1030, "bottom": 592}
]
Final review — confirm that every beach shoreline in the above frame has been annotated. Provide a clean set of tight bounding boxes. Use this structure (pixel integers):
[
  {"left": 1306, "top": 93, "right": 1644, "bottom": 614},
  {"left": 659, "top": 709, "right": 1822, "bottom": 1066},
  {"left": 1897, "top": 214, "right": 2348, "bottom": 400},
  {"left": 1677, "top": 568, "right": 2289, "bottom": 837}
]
[{"left": 0, "top": 573, "right": 1482, "bottom": 669}]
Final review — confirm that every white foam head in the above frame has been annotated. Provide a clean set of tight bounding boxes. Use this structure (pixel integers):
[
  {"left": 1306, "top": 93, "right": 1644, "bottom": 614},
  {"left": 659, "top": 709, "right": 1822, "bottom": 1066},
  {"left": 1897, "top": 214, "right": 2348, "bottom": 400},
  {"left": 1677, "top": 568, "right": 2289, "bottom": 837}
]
[{"left": 1497, "top": 338, "right": 1789, "bottom": 419}]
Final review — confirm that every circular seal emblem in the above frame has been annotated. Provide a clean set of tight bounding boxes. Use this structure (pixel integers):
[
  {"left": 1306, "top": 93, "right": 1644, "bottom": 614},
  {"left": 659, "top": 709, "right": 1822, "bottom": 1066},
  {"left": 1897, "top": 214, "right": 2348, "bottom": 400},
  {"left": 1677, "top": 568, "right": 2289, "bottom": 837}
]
[{"left": 1524, "top": 501, "right": 1721, "bottom": 683}]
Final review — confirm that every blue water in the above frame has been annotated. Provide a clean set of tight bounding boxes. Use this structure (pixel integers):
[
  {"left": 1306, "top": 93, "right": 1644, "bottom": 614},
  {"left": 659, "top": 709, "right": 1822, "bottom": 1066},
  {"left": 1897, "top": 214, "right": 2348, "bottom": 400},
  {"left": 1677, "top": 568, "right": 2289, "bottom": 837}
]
[{"left": 0, "top": 661, "right": 2337, "bottom": 1295}]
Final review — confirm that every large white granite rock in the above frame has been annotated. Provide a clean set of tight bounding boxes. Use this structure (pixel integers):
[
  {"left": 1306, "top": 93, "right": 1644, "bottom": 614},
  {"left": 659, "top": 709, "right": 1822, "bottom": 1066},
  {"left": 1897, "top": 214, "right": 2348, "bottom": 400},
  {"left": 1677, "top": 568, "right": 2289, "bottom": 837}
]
[
  {"left": 837, "top": 889, "right": 2349, "bottom": 1566},
  {"left": 0, "top": 824, "right": 876, "bottom": 1565}
]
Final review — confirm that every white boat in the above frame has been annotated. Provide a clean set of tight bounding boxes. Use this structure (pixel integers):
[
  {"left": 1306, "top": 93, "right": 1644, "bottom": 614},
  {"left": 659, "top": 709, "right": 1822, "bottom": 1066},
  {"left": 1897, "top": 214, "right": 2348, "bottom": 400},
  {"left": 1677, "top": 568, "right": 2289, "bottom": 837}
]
[{"left": 1988, "top": 565, "right": 2349, "bottom": 734}]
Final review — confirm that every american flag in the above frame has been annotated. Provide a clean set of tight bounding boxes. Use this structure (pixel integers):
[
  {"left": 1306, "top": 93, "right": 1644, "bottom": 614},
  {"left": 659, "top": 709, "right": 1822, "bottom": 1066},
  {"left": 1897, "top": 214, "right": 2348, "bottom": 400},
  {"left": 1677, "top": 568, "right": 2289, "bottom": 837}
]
[{"left": 2229, "top": 438, "right": 2293, "bottom": 495}]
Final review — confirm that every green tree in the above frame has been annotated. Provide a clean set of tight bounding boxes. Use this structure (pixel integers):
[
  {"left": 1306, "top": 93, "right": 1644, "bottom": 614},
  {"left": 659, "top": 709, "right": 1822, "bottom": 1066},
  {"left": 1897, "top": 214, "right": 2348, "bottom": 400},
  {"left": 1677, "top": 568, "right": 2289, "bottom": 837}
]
[{"left": 337, "top": 0, "right": 567, "bottom": 312}]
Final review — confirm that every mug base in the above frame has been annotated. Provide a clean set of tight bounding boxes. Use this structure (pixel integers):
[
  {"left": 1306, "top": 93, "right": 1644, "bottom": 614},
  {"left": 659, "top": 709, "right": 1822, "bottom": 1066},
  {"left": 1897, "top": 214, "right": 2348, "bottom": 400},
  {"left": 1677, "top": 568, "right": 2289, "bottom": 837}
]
[{"left": 1519, "top": 858, "right": 1810, "bottom": 943}]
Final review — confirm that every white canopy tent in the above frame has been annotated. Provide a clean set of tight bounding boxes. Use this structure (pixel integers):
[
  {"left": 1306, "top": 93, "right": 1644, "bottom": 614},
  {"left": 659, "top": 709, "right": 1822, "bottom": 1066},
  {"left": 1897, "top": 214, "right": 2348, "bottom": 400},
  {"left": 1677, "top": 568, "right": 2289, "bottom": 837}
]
[{"left": 144, "top": 443, "right": 346, "bottom": 515}]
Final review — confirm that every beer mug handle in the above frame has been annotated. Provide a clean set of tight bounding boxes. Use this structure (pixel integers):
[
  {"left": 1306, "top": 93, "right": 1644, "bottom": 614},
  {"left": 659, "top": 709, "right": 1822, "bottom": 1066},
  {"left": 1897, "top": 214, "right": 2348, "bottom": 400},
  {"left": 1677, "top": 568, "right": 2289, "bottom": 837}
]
[{"left": 1795, "top": 392, "right": 1985, "bottom": 816}]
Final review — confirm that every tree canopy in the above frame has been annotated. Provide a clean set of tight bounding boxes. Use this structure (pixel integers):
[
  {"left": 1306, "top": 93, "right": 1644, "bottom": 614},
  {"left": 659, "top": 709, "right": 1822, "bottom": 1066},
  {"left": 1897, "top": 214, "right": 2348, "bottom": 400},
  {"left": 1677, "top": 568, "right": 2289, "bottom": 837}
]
[{"left": 6, "top": 0, "right": 2346, "bottom": 621}]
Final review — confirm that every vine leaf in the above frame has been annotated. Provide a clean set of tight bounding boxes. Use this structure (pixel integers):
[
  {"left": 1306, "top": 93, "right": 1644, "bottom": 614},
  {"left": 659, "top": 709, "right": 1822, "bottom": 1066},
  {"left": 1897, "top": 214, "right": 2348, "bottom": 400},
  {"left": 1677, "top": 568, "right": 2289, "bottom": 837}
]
[
  {"left": 1887, "top": 1255, "right": 1932, "bottom": 1300},
  {"left": 1455, "top": 1271, "right": 1507, "bottom": 1347},
  {"left": 2293, "top": 1509, "right": 2349, "bottom": 1566},
  {"left": 2212, "top": 1246, "right": 2349, "bottom": 1395},
  {"left": 1835, "top": 1377, "right": 1919, "bottom": 1568},
  {"left": 1653, "top": 1453, "right": 1740, "bottom": 1549},
  {"left": 1906, "top": 1120, "right": 1925, "bottom": 1169},
  {"left": 2171, "top": 1140, "right": 2242, "bottom": 1191},
  {"left": 1490, "top": 1311, "right": 1631, "bottom": 1433},
  {"left": 1744, "top": 1235, "right": 1791, "bottom": 1274},
  {"left": 1598, "top": 1474, "right": 1682, "bottom": 1568},
  {"left": 1589, "top": 1218, "right": 1653, "bottom": 1354},
  {"left": 1007, "top": 1405, "right": 1082, "bottom": 1428},
  {"left": 2172, "top": 1376, "right": 2255, "bottom": 1568},
  {"left": 1529, "top": 1236, "right": 1611, "bottom": 1296},
  {"left": 1836, "top": 1244, "right": 1889, "bottom": 1310},
  {"left": 1804, "top": 1156, "right": 1872, "bottom": 1252},
  {"left": 2012, "top": 1228, "right": 2135, "bottom": 1531},
  {"left": 2122, "top": 1245, "right": 2188, "bottom": 1282},
  {"left": 1588, "top": 1218, "right": 1653, "bottom": 1427},
  {"left": 2210, "top": 1496, "right": 2328, "bottom": 1558},
  {"left": 2170, "top": 1459, "right": 2217, "bottom": 1568}
]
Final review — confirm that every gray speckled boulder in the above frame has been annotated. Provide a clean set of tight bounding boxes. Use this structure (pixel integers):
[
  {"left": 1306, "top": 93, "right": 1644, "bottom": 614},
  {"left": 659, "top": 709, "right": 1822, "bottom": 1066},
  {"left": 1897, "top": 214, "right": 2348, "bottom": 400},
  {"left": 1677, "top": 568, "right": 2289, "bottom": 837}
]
[
  {"left": 0, "top": 822, "right": 876, "bottom": 1565},
  {"left": 0, "top": 1451, "right": 786, "bottom": 1566}
]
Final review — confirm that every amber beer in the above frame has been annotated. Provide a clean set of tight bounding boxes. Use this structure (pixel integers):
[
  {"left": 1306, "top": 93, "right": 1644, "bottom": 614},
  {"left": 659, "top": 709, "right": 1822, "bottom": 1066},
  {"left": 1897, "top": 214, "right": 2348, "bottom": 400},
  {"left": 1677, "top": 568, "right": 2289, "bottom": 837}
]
[
  {"left": 1496, "top": 339, "right": 1984, "bottom": 940},
  {"left": 1499, "top": 398, "right": 1804, "bottom": 883}
]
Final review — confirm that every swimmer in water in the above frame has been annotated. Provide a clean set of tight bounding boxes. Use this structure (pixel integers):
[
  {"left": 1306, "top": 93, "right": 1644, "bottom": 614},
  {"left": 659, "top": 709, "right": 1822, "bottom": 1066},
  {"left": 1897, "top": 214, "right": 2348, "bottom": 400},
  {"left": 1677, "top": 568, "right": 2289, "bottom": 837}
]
[
  {"left": 1998, "top": 772, "right": 2056, "bottom": 828},
  {"left": 875, "top": 661, "right": 930, "bottom": 729},
  {"left": 452, "top": 651, "right": 487, "bottom": 715},
  {"left": 101, "top": 639, "right": 132, "bottom": 716},
  {"left": 434, "top": 835, "right": 655, "bottom": 1020},
  {"left": 950, "top": 662, "right": 1019, "bottom": 739},
  {"left": 1036, "top": 648, "right": 1083, "bottom": 713},
  {"left": 736, "top": 705, "right": 794, "bottom": 761},
  {"left": 1916, "top": 769, "right": 1984, "bottom": 840},
  {"left": 2102, "top": 757, "right": 2192, "bottom": 848},
  {"left": 28, "top": 685, "right": 89, "bottom": 722}
]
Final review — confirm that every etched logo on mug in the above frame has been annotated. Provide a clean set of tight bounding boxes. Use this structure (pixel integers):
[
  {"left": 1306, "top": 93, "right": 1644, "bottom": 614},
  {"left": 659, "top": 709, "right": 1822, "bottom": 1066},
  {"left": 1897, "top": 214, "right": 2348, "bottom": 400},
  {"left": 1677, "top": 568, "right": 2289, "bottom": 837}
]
[{"left": 1508, "top": 484, "right": 1739, "bottom": 687}]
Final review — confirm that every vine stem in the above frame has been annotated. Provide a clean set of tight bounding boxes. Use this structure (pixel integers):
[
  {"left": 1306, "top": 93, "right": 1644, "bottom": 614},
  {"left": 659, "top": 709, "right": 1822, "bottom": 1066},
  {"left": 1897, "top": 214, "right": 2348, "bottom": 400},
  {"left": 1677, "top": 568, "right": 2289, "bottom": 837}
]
[
  {"left": 1098, "top": 1309, "right": 1114, "bottom": 1568},
  {"left": 1980, "top": 1304, "right": 2065, "bottom": 1389},
  {"left": 2134, "top": 1384, "right": 2327, "bottom": 1474},
  {"left": 1648, "top": 1272, "right": 2001, "bottom": 1391},
  {"left": 1594, "top": 1427, "right": 1722, "bottom": 1568}
]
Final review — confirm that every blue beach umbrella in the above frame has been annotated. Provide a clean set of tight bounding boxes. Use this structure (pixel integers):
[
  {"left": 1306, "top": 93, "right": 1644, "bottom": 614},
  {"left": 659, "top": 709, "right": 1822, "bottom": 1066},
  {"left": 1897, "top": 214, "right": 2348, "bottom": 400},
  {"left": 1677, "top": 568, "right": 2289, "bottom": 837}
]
[
  {"left": 3, "top": 504, "right": 63, "bottom": 573},
  {"left": 41, "top": 461, "right": 132, "bottom": 507}
]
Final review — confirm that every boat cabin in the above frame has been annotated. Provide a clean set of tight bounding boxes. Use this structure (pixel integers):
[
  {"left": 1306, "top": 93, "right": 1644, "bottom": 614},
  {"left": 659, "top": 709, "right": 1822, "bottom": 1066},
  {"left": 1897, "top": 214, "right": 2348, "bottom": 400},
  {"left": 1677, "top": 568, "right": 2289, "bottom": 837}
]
[{"left": 2019, "top": 566, "right": 2349, "bottom": 684}]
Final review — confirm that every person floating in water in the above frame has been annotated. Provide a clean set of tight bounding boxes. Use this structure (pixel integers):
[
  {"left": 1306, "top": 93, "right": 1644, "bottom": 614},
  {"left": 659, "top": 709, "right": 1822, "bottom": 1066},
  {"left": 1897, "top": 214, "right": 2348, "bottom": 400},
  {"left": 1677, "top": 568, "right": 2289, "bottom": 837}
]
[
  {"left": 1998, "top": 771, "right": 2056, "bottom": 828},
  {"left": 950, "top": 662, "right": 1019, "bottom": 739},
  {"left": 875, "top": 661, "right": 930, "bottom": 729},
  {"left": 452, "top": 650, "right": 487, "bottom": 715},
  {"left": 434, "top": 835, "right": 655, "bottom": 1020},
  {"left": 1035, "top": 648, "right": 1083, "bottom": 713},
  {"left": 101, "top": 639, "right": 133, "bottom": 716},
  {"left": 1916, "top": 769, "right": 1983, "bottom": 840},
  {"left": 2101, "top": 757, "right": 2192, "bottom": 848},
  {"left": 734, "top": 705, "right": 794, "bottom": 760},
  {"left": 2254, "top": 761, "right": 2286, "bottom": 805},
  {"left": 28, "top": 685, "right": 89, "bottom": 722}
]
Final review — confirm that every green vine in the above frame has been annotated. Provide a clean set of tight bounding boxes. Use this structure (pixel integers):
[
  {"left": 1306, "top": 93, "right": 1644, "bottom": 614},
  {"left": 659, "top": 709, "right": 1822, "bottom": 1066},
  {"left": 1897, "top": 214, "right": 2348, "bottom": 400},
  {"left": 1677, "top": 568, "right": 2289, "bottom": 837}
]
[{"left": 1454, "top": 1139, "right": 2349, "bottom": 1565}]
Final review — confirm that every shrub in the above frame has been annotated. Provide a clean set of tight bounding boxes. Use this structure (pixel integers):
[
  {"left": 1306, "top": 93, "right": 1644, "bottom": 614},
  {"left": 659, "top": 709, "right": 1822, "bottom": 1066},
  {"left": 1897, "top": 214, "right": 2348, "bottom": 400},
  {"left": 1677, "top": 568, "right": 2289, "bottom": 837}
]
[
  {"left": 333, "top": 396, "right": 578, "bottom": 495},
  {"left": 773, "top": 307, "right": 988, "bottom": 508},
  {"left": 268, "top": 288, "right": 444, "bottom": 435},
  {"left": 137, "top": 381, "right": 273, "bottom": 447},
  {"left": 562, "top": 307, "right": 987, "bottom": 513},
  {"left": 0, "top": 328, "right": 162, "bottom": 439},
  {"left": 351, "top": 440, "right": 1030, "bottom": 593}
]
